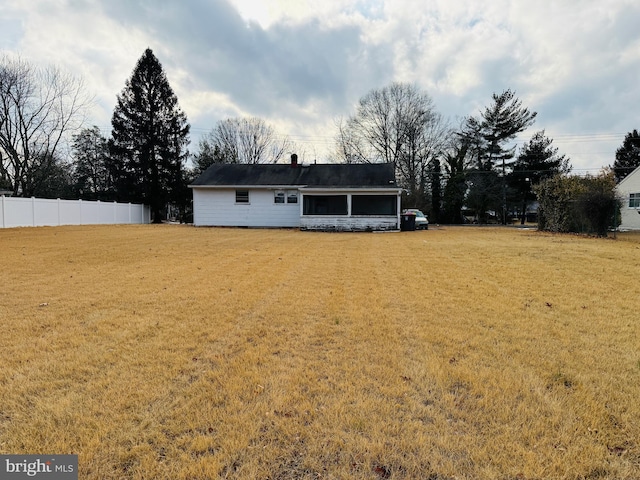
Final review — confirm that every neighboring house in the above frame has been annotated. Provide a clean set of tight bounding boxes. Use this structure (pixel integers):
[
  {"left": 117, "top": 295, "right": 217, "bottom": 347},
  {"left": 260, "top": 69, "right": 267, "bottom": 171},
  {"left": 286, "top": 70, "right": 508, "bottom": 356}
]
[
  {"left": 190, "top": 155, "right": 402, "bottom": 231},
  {"left": 616, "top": 165, "right": 640, "bottom": 230}
]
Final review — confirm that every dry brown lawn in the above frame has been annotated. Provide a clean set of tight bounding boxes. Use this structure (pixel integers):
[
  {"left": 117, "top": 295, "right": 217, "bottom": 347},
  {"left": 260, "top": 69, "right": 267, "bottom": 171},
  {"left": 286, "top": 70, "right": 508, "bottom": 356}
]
[{"left": 1, "top": 225, "right": 639, "bottom": 479}]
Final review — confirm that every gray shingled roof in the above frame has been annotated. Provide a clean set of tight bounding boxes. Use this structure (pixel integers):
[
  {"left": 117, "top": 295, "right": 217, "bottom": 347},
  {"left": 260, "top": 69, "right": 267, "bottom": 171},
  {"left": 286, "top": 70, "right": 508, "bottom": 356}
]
[{"left": 190, "top": 163, "right": 398, "bottom": 188}]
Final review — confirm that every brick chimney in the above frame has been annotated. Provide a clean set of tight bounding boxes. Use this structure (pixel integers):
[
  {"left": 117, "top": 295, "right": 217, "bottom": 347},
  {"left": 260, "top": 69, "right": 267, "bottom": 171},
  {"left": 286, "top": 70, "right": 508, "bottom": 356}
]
[{"left": 290, "top": 153, "right": 298, "bottom": 167}]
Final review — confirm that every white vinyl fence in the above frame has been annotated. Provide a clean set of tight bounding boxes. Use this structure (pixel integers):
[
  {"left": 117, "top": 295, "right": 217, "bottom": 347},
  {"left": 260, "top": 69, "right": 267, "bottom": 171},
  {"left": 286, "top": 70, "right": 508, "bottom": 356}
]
[{"left": 0, "top": 196, "right": 150, "bottom": 228}]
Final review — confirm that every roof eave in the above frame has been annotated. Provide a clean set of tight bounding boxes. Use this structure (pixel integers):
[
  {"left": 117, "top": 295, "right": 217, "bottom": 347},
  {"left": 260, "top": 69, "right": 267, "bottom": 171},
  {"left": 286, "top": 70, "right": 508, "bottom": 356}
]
[
  {"left": 300, "top": 186, "right": 401, "bottom": 192},
  {"left": 190, "top": 184, "right": 308, "bottom": 189}
]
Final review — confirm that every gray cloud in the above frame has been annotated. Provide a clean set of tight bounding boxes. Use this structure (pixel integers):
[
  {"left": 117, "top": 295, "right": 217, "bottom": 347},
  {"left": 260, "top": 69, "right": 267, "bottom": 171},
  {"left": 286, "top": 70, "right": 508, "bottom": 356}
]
[
  {"left": 4, "top": 0, "right": 639, "bottom": 170},
  {"left": 99, "top": 0, "right": 366, "bottom": 115}
]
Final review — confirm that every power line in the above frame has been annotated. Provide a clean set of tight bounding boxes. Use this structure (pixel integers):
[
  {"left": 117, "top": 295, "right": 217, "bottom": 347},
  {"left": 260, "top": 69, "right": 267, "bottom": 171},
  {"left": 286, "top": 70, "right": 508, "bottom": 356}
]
[{"left": 516, "top": 132, "right": 625, "bottom": 143}]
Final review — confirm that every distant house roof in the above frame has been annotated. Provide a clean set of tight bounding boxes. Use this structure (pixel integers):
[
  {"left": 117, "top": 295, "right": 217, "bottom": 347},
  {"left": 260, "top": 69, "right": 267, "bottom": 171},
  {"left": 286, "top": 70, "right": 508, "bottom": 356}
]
[
  {"left": 190, "top": 163, "right": 398, "bottom": 189},
  {"left": 616, "top": 164, "right": 640, "bottom": 188}
]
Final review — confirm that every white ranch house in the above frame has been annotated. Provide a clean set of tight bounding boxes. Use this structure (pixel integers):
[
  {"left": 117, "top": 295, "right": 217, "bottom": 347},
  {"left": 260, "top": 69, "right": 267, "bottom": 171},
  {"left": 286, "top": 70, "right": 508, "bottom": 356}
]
[
  {"left": 616, "top": 165, "right": 640, "bottom": 230},
  {"left": 190, "top": 156, "right": 402, "bottom": 231}
]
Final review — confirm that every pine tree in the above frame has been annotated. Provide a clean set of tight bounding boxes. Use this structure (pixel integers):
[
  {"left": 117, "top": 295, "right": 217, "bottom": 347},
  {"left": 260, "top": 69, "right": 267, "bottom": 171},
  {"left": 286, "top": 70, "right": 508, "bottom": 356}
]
[
  {"left": 462, "top": 90, "right": 537, "bottom": 171},
  {"left": 460, "top": 89, "right": 537, "bottom": 223},
  {"left": 442, "top": 139, "right": 468, "bottom": 224},
  {"left": 429, "top": 157, "right": 442, "bottom": 223},
  {"left": 613, "top": 129, "right": 640, "bottom": 183},
  {"left": 509, "top": 130, "right": 571, "bottom": 224},
  {"left": 71, "top": 126, "right": 111, "bottom": 200},
  {"left": 109, "top": 48, "right": 190, "bottom": 222}
]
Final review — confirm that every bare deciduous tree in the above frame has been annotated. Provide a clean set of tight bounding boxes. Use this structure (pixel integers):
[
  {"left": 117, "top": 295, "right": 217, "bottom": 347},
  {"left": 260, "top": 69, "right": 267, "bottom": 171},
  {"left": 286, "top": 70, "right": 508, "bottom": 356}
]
[
  {"left": 200, "top": 117, "right": 293, "bottom": 165},
  {"left": 0, "top": 54, "right": 89, "bottom": 196},
  {"left": 335, "top": 82, "right": 450, "bottom": 210}
]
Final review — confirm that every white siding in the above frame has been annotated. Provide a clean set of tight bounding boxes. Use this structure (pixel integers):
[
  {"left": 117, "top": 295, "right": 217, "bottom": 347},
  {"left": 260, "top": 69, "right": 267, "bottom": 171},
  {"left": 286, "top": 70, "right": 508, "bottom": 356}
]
[
  {"left": 192, "top": 187, "right": 402, "bottom": 230},
  {"left": 617, "top": 167, "right": 640, "bottom": 230},
  {"left": 300, "top": 215, "right": 398, "bottom": 231},
  {"left": 193, "top": 188, "right": 301, "bottom": 227}
]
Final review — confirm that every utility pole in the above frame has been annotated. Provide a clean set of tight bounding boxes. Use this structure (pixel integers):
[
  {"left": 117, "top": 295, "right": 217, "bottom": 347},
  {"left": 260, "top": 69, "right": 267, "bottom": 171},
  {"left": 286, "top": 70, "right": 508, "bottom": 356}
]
[{"left": 502, "top": 157, "right": 507, "bottom": 225}]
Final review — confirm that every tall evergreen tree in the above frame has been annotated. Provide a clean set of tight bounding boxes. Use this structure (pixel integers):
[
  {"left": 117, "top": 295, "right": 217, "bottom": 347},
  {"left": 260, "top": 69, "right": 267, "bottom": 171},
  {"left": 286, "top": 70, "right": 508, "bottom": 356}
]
[
  {"left": 612, "top": 129, "right": 640, "bottom": 183},
  {"left": 109, "top": 48, "right": 190, "bottom": 222},
  {"left": 460, "top": 89, "right": 536, "bottom": 223},
  {"left": 442, "top": 138, "right": 469, "bottom": 224},
  {"left": 509, "top": 130, "right": 571, "bottom": 224},
  {"left": 462, "top": 90, "right": 537, "bottom": 171},
  {"left": 191, "top": 141, "right": 227, "bottom": 176},
  {"left": 429, "top": 157, "right": 442, "bottom": 222},
  {"left": 71, "top": 126, "right": 111, "bottom": 200}
]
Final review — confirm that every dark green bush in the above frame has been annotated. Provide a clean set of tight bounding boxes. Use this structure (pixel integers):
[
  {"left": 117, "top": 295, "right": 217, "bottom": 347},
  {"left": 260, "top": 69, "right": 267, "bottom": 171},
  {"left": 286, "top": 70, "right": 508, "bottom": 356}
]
[{"left": 534, "top": 171, "right": 619, "bottom": 237}]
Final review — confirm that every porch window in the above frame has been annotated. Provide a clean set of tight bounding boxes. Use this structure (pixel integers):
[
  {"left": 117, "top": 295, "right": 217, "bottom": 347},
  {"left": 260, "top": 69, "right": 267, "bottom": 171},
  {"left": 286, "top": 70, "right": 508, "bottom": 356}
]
[
  {"left": 352, "top": 195, "right": 397, "bottom": 215},
  {"left": 629, "top": 193, "right": 640, "bottom": 208},
  {"left": 303, "top": 195, "right": 348, "bottom": 215},
  {"left": 274, "top": 191, "right": 285, "bottom": 204},
  {"left": 235, "top": 190, "right": 249, "bottom": 203}
]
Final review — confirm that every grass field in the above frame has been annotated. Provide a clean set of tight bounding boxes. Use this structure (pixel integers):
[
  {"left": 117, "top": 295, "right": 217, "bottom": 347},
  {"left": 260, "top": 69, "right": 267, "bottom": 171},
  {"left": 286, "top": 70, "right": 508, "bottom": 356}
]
[{"left": 1, "top": 225, "right": 639, "bottom": 479}]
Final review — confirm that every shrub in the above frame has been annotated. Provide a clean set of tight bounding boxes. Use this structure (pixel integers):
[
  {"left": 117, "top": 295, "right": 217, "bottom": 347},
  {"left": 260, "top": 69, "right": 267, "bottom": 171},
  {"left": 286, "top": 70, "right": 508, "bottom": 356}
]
[{"left": 534, "top": 171, "right": 619, "bottom": 236}]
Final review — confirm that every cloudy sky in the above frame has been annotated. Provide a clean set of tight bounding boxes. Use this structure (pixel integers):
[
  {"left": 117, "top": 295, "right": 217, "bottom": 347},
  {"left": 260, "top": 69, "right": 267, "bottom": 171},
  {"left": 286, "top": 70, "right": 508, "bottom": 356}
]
[{"left": 2, "top": 0, "right": 639, "bottom": 172}]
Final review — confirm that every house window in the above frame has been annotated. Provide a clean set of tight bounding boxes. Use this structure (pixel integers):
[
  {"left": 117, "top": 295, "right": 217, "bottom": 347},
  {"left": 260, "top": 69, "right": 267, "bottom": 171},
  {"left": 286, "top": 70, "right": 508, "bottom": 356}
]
[
  {"left": 351, "top": 195, "right": 397, "bottom": 215},
  {"left": 287, "top": 191, "right": 298, "bottom": 204},
  {"left": 629, "top": 193, "right": 640, "bottom": 208},
  {"left": 275, "top": 191, "right": 297, "bottom": 204},
  {"left": 303, "top": 195, "right": 348, "bottom": 215},
  {"left": 235, "top": 190, "right": 249, "bottom": 203}
]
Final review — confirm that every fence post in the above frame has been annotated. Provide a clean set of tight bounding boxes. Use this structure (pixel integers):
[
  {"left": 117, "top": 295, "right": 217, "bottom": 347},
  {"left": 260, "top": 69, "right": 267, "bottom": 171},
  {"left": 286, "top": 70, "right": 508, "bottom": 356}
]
[
  {"left": 79, "top": 199, "right": 83, "bottom": 225},
  {"left": 57, "top": 198, "right": 61, "bottom": 226},
  {"left": 32, "top": 197, "right": 36, "bottom": 227},
  {"left": 1, "top": 195, "right": 4, "bottom": 229}
]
